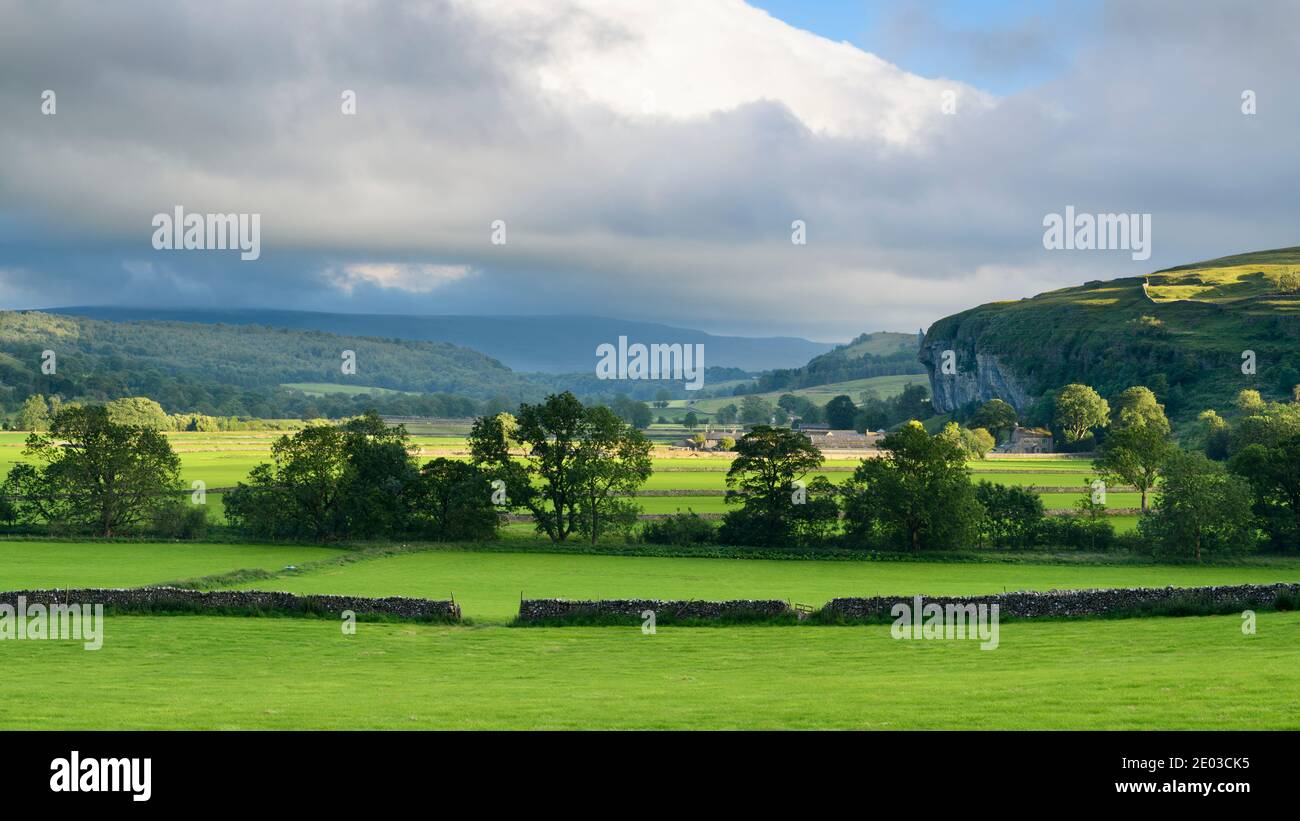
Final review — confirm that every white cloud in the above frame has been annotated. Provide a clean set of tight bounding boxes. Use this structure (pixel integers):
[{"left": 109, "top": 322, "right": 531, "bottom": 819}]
[
  {"left": 484, "top": 0, "right": 993, "bottom": 143},
  {"left": 324, "top": 263, "right": 475, "bottom": 295}
]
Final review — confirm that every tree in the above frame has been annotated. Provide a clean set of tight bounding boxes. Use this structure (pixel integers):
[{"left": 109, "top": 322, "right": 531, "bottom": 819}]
[
  {"left": 1093, "top": 388, "right": 1171, "bottom": 510},
  {"left": 939, "top": 421, "right": 995, "bottom": 459},
  {"left": 974, "top": 481, "right": 1044, "bottom": 548},
  {"left": 1093, "top": 424, "right": 1172, "bottom": 510},
  {"left": 652, "top": 388, "right": 671, "bottom": 408},
  {"left": 840, "top": 421, "right": 982, "bottom": 552},
  {"left": 739, "top": 395, "right": 774, "bottom": 425},
  {"left": 3, "top": 405, "right": 183, "bottom": 536},
  {"left": 609, "top": 395, "right": 653, "bottom": 429},
  {"left": 573, "top": 406, "right": 652, "bottom": 544},
  {"left": 105, "top": 396, "right": 170, "bottom": 429},
  {"left": 1236, "top": 389, "right": 1265, "bottom": 413},
  {"left": 683, "top": 411, "right": 699, "bottom": 430},
  {"left": 471, "top": 392, "right": 651, "bottom": 544},
  {"left": 715, "top": 403, "right": 739, "bottom": 424},
  {"left": 1110, "top": 386, "right": 1168, "bottom": 433},
  {"left": 893, "top": 383, "right": 933, "bottom": 422},
  {"left": 1054, "top": 384, "right": 1109, "bottom": 443},
  {"left": 970, "top": 399, "right": 1017, "bottom": 441},
  {"left": 225, "top": 411, "right": 416, "bottom": 540},
  {"left": 334, "top": 412, "right": 419, "bottom": 537},
  {"left": 1141, "top": 451, "right": 1257, "bottom": 561},
  {"left": 824, "top": 395, "right": 857, "bottom": 429},
  {"left": 718, "top": 426, "right": 833, "bottom": 547},
  {"left": 1229, "top": 434, "right": 1300, "bottom": 553},
  {"left": 17, "top": 394, "right": 50, "bottom": 431},
  {"left": 407, "top": 458, "right": 500, "bottom": 541},
  {"left": 1197, "top": 409, "right": 1230, "bottom": 460}
]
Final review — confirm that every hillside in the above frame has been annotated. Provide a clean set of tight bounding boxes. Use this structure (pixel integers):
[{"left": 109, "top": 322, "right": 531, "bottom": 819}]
[
  {"left": 739, "top": 331, "right": 925, "bottom": 395},
  {"left": 0, "top": 311, "right": 772, "bottom": 418},
  {"left": 920, "top": 246, "right": 1300, "bottom": 420},
  {"left": 668, "top": 373, "right": 928, "bottom": 416},
  {"left": 46, "top": 307, "right": 835, "bottom": 373}
]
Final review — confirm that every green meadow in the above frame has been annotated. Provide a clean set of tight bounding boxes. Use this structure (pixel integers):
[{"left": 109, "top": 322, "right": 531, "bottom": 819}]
[
  {"left": 1, "top": 539, "right": 1297, "bottom": 729},
  {"left": 225, "top": 547, "right": 1300, "bottom": 622},
  {"left": 0, "top": 540, "right": 341, "bottom": 590},
  {"left": 3, "top": 612, "right": 1297, "bottom": 729}
]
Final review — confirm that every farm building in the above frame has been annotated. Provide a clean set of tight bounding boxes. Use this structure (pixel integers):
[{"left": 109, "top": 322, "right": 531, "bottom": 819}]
[
  {"left": 801, "top": 429, "right": 883, "bottom": 450},
  {"left": 998, "top": 426, "right": 1054, "bottom": 454},
  {"left": 680, "top": 430, "right": 742, "bottom": 450}
]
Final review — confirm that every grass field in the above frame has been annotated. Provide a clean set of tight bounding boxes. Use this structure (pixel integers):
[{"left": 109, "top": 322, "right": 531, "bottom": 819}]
[
  {"left": 0, "top": 541, "right": 342, "bottom": 589},
  {"left": 667, "top": 374, "right": 928, "bottom": 415},
  {"left": 3, "top": 612, "right": 1297, "bottom": 729},
  {"left": 221, "top": 548, "right": 1300, "bottom": 621},
  {"left": 2, "top": 539, "right": 1298, "bottom": 729},
  {"left": 281, "top": 382, "right": 419, "bottom": 397}
]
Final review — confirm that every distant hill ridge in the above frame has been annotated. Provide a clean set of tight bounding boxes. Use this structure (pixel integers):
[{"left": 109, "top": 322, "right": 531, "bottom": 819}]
[
  {"left": 45, "top": 307, "right": 835, "bottom": 373},
  {"left": 920, "top": 246, "right": 1300, "bottom": 420}
]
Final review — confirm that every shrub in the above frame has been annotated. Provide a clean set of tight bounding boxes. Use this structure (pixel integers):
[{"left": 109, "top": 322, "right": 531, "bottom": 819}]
[
  {"left": 640, "top": 511, "right": 717, "bottom": 546},
  {"left": 975, "top": 481, "right": 1044, "bottom": 548},
  {"left": 149, "top": 500, "right": 210, "bottom": 540},
  {"left": 1036, "top": 515, "right": 1116, "bottom": 551}
]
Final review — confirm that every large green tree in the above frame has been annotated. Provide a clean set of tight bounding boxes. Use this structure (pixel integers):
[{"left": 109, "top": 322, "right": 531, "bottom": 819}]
[
  {"left": 225, "top": 411, "right": 416, "bottom": 540},
  {"left": 3, "top": 405, "right": 183, "bottom": 536},
  {"left": 970, "top": 399, "right": 1017, "bottom": 441},
  {"left": 1229, "top": 434, "right": 1300, "bottom": 553},
  {"left": 1054, "top": 384, "right": 1110, "bottom": 443},
  {"left": 105, "top": 396, "right": 170, "bottom": 429},
  {"left": 573, "top": 406, "right": 652, "bottom": 544},
  {"left": 824, "top": 395, "right": 857, "bottom": 429},
  {"left": 1141, "top": 450, "right": 1257, "bottom": 561},
  {"left": 407, "top": 458, "right": 501, "bottom": 541},
  {"left": 840, "top": 421, "right": 982, "bottom": 552},
  {"left": 471, "top": 392, "right": 651, "bottom": 543},
  {"left": 1093, "top": 386, "right": 1172, "bottom": 510},
  {"left": 718, "top": 426, "right": 834, "bottom": 547},
  {"left": 16, "top": 394, "right": 51, "bottom": 431}
]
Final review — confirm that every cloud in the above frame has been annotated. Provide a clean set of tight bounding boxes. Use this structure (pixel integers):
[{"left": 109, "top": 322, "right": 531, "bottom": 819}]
[
  {"left": 0, "top": 0, "right": 1299, "bottom": 339},
  {"left": 324, "top": 262, "right": 474, "bottom": 295}
]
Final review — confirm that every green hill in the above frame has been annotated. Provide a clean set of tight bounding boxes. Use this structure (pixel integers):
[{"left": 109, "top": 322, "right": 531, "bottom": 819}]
[
  {"left": 920, "top": 246, "right": 1300, "bottom": 420},
  {"left": 0, "top": 311, "right": 786, "bottom": 419},
  {"left": 739, "top": 331, "right": 924, "bottom": 396}
]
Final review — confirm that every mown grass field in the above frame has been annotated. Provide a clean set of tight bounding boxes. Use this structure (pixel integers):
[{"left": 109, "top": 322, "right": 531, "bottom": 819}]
[
  {"left": 1, "top": 540, "right": 1298, "bottom": 729},
  {"left": 666, "top": 373, "right": 927, "bottom": 415},
  {"left": 224, "top": 548, "right": 1300, "bottom": 622},
  {"left": 3, "top": 612, "right": 1297, "bottom": 729},
  {"left": 0, "top": 540, "right": 341, "bottom": 589}
]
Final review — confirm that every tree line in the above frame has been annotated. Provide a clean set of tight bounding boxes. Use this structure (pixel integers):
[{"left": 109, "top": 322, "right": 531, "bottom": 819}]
[{"left": 4, "top": 387, "right": 1297, "bottom": 559}]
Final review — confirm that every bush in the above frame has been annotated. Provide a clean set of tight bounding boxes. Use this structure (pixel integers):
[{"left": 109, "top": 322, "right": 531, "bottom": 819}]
[
  {"left": 975, "top": 481, "right": 1045, "bottom": 548},
  {"left": 1035, "top": 515, "right": 1116, "bottom": 551},
  {"left": 640, "top": 511, "right": 717, "bottom": 546},
  {"left": 149, "top": 500, "right": 210, "bottom": 540}
]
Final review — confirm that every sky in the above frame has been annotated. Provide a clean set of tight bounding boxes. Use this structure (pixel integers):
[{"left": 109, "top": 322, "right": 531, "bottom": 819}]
[{"left": 1, "top": 0, "right": 1298, "bottom": 342}]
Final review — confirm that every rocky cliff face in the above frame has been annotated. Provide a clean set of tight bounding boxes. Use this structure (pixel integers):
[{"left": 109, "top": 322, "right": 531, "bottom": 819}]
[{"left": 919, "top": 340, "right": 1036, "bottom": 413}]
